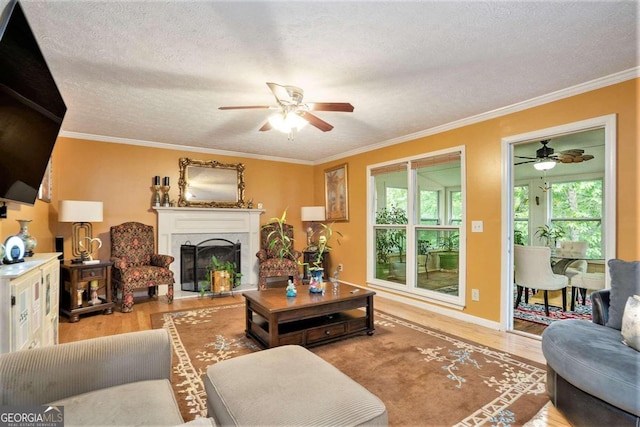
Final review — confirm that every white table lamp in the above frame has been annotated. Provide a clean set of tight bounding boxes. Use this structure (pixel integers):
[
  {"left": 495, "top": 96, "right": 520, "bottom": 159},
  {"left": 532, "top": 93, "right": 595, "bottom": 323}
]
[
  {"left": 301, "top": 206, "right": 325, "bottom": 248},
  {"left": 59, "top": 200, "right": 103, "bottom": 263}
]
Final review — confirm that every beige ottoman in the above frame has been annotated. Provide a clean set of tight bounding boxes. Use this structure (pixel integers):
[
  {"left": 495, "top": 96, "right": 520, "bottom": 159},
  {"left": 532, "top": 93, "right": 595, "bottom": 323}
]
[{"left": 204, "top": 345, "right": 387, "bottom": 426}]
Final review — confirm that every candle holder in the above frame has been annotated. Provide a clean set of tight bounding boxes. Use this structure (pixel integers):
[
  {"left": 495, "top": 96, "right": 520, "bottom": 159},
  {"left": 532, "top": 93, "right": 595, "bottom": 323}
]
[
  {"left": 153, "top": 185, "right": 161, "bottom": 207},
  {"left": 161, "top": 185, "right": 171, "bottom": 207}
]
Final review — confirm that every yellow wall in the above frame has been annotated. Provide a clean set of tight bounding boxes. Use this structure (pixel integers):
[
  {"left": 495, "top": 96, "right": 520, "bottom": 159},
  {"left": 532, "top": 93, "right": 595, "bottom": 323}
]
[
  {"left": 1, "top": 79, "right": 637, "bottom": 323},
  {"left": 313, "top": 79, "right": 638, "bottom": 321},
  {"left": 1, "top": 139, "right": 315, "bottom": 263}
]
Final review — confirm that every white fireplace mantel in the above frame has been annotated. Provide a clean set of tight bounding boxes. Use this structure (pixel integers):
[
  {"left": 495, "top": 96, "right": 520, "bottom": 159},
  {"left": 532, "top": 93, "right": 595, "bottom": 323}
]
[{"left": 154, "top": 207, "right": 264, "bottom": 294}]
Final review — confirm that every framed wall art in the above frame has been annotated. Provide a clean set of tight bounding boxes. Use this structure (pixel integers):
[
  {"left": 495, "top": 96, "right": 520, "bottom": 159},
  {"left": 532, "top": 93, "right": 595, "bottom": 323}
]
[{"left": 324, "top": 163, "right": 348, "bottom": 221}]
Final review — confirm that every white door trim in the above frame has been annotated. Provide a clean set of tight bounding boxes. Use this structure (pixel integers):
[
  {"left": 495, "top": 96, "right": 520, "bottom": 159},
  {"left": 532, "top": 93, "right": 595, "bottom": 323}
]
[{"left": 500, "top": 114, "right": 617, "bottom": 332}]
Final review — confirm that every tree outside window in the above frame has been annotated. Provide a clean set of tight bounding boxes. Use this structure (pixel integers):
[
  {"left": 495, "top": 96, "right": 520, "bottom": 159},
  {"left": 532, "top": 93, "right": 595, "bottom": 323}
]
[
  {"left": 514, "top": 185, "right": 529, "bottom": 245},
  {"left": 449, "top": 191, "right": 462, "bottom": 225},
  {"left": 419, "top": 190, "right": 439, "bottom": 225},
  {"left": 550, "top": 179, "right": 603, "bottom": 258}
]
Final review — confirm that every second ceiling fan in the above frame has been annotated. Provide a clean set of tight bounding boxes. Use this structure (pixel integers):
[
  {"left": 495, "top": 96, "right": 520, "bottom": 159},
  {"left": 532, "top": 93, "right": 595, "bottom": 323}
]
[
  {"left": 219, "top": 82, "right": 354, "bottom": 135},
  {"left": 515, "top": 139, "right": 595, "bottom": 170}
]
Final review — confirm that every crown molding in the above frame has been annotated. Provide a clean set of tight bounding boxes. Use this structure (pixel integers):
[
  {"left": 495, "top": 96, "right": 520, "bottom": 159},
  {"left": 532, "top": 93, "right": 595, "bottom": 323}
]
[
  {"left": 317, "top": 67, "right": 639, "bottom": 165},
  {"left": 58, "top": 131, "right": 313, "bottom": 165}
]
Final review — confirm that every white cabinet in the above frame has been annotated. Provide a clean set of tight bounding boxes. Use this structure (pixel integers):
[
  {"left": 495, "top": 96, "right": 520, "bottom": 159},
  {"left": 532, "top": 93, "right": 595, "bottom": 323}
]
[{"left": 0, "top": 253, "right": 60, "bottom": 353}]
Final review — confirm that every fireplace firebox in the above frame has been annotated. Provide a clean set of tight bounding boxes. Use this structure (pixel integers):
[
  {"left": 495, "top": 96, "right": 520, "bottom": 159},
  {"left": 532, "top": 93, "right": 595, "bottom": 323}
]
[{"left": 180, "top": 238, "right": 241, "bottom": 292}]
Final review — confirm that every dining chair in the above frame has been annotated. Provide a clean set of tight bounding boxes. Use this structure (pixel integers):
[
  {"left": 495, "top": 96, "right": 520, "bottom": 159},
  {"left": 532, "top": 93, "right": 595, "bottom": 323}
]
[
  {"left": 570, "top": 272, "right": 605, "bottom": 311},
  {"left": 514, "top": 245, "right": 568, "bottom": 316},
  {"left": 555, "top": 241, "right": 588, "bottom": 281}
]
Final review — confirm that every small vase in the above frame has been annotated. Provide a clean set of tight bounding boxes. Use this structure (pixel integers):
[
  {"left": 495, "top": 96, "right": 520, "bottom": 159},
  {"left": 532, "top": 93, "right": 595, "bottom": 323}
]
[
  {"left": 309, "top": 268, "right": 325, "bottom": 293},
  {"left": 17, "top": 219, "right": 37, "bottom": 257}
]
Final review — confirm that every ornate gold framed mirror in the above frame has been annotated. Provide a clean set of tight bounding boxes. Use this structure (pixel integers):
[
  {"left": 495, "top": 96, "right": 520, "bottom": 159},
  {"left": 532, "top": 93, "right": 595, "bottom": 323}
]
[{"left": 177, "top": 158, "right": 245, "bottom": 208}]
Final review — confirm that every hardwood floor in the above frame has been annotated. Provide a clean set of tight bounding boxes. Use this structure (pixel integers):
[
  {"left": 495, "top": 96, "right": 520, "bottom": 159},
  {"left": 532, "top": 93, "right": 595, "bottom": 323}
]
[
  {"left": 514, "top": 318, "right": 547, "bottom": 336},
  {"left": 58, "top": 293, "right": 570, "bottom": 427}
]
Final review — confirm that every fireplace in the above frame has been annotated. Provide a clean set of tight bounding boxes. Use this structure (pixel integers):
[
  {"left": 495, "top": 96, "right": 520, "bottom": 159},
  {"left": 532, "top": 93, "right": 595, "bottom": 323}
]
[
  {"left": 180, "top": 238, "right": 241, "bottom": 292},
  {"left": 155, "top": 207, "right": 263, "bottom": 298}
]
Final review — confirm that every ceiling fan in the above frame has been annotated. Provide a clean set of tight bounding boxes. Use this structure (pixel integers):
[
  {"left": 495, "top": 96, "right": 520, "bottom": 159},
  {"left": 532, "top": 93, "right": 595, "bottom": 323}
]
[
  {"left": 219, "top": 82, "right": 354, "bottom": 135},
  {"left": 515, "top": 139, "right": 595, "bottom": 170}
]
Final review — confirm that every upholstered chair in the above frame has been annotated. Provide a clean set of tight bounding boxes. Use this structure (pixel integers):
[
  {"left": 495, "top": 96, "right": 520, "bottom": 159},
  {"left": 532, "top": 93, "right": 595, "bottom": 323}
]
[
  {"left": 110, "top": 222, "right": 174, "bottom": 312},
  {"left": 571, "top": 271, "right": 606, "bottom": 311},
  {"left": 514, "top": 245, "right": 568, "bottom": 316},
  {"left": 256, "top": 222, "right": 301, "bottom": 290}
]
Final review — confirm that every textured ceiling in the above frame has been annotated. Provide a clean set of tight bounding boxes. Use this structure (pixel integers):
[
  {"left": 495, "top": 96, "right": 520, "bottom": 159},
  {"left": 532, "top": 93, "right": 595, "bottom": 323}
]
[{"left": 8, "top": 0, "right": 640, "bottom": 164}]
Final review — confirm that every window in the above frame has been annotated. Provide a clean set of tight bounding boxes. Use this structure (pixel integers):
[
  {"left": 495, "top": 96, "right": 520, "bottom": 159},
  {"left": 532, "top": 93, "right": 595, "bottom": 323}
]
[
  {"left": 386, "top": 187, "right": 408, "bottom": 213},
  {"left": 419, "top": 190, "right": 439, "bottom": 225},
  {"left": 449, "top": 190, "right": 462, "bottom": 225},
  {"left": 369, "top": 149, "right": 465, "bottom": 305},
  {"left": 550, "top": 179, "right": 603, "bottom": 258}
]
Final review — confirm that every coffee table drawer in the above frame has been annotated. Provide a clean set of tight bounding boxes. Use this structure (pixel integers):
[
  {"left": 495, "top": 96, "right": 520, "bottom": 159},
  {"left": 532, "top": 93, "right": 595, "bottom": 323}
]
[
  {"left": 279, "top": 331, "right": 304, "bottom": 346},
  {"left": 306, "top": 322, "right": 347, "bottom": 344}
]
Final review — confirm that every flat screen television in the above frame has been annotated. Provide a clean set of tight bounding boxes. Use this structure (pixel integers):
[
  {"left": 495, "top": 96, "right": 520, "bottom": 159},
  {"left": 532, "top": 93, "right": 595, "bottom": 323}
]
[{"left": 0, "top": 0, "right": 66, "bottom": 206}]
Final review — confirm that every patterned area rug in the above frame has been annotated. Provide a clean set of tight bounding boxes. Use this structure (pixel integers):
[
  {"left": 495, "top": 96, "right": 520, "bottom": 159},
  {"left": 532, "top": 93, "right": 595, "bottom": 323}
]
[
  {"left": 151, "top": 303, "right": 548, "bottom": 426},
  {"left": 514, "top": 290, "right": 592, "bottom": 326},
  {"left": 514, "top": 302, "right": 592, "bottom": 326}
]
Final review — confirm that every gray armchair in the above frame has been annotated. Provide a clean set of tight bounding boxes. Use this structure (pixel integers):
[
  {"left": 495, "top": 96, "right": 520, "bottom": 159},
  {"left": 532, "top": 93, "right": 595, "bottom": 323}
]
[{"left": 0, "top": 330, "right": 213, "bottom": 427}]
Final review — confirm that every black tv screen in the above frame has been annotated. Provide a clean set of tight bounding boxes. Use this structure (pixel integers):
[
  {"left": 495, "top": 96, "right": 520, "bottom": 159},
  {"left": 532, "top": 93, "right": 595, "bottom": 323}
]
[{"left": 0, "top": 0, "right": 66, "bottom": 206}]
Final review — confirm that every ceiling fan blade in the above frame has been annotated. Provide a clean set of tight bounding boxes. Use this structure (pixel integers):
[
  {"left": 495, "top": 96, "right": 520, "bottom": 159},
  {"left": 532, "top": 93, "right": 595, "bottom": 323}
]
[
  {"left": 219, "top": 106, "right": 271, "bottom": 110},
  {"left": 557, "top": 154, "right": 575, "bottom": 163},
  {"left": 258, "top": 121, "right": 272, "bottom": 132},
  {"left": 266, "top": 82, "right": 292, "bottom": 104},
  {"left": 560, "top": 149, "right": 585, "bottom": 156},
  {"left": 514, "top": 155, "right": 537, "bottom": 160},
  {"left": 300, "top": 112, "right": 333, "bottom": 132},
  {"left": 306, "top": 102, "right": 354, "bottom": 112},
  {"left": 514, "top": 160, "right": 535, "bottom": 165}
]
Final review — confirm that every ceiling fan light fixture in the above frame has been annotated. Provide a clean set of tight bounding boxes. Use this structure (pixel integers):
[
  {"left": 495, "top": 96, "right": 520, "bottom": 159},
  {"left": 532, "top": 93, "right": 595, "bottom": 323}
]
[
  {"left": 533, "top": 158, "right": 557, "bottom": 171},
  {"left": 268, "top": 112, "right": 308, "bottom": 134}
]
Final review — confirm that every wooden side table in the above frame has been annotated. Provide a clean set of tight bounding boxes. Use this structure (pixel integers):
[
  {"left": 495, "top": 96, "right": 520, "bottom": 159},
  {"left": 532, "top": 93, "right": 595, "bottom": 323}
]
[{"left": 60, "top": 261, "right": 114, "bottom": 322}]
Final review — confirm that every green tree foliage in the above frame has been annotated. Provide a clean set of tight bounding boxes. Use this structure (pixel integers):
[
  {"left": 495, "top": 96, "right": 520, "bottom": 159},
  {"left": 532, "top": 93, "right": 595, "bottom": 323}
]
[{"left": 551, "top": 180, "right": 603, "bottom": 258}]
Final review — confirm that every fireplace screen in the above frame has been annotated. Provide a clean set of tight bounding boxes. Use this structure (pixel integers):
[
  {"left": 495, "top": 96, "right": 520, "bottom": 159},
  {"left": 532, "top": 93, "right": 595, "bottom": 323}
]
[{"left": 180, "top": 238, "right": 241, "bottom": 292}]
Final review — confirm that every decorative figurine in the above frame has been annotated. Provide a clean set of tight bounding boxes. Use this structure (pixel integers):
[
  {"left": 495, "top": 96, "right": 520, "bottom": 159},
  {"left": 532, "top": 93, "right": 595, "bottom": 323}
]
[{"left": 286, "top": 275, "right": 297, "bottom": 297}]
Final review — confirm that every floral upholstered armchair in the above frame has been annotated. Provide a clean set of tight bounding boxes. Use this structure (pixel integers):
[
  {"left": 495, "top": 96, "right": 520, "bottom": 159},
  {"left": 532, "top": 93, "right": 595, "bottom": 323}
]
[
  {"left": 110, "top": 222, "right": 174, "bottom": 312},
  {"left": 256, "top": 222, "right": 301, "bottom": 290}
]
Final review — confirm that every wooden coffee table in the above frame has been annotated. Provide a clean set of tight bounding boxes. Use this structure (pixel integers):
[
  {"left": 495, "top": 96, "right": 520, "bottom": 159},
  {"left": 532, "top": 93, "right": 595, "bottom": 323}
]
[{"left": 243, "top": 283, "right": 375, "bottom": 348}]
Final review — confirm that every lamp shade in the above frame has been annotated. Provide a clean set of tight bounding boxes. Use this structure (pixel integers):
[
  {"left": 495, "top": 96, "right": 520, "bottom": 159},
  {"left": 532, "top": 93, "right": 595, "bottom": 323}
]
[
  {"left": 301, "top": 206, "right": 325, "bottom": 222},
  {"left": 59, "top": 200, "right": 103, "bottom": 223}
]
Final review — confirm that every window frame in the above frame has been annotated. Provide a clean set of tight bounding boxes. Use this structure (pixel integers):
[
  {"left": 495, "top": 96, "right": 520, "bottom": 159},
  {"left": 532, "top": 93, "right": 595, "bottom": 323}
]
[{"left": 367, "top": 147, "right": 466, "bottom": 308}]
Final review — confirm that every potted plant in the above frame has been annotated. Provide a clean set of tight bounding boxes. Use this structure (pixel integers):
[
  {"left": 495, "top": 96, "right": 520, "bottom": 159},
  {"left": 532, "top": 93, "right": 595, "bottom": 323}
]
[
  {"left": 535, "top": 225, "right": 565, "bottom": 248},
  {"left": 417, "top": 239, "right": 432, "bottom": 274},
  {"left": 375, "top": 230, "right": 393, "bottom": 278},
  {"left": 208, "top": 255, "right": 242, "bottom": 293},
  {"left": 263, "top": 209, "right": 341, "bottom": 291},
  {"left": 437, "top": 232, "right": 459, "bottom": 271},
  {"left": 307, "top": 222, "right": 342, "bottom": 291},
  {"left": 264, "top": 210, "right": 296, "bottom": 260},
  {"left": 375, "top": 206, "right": 408, "bottom": 280}
]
